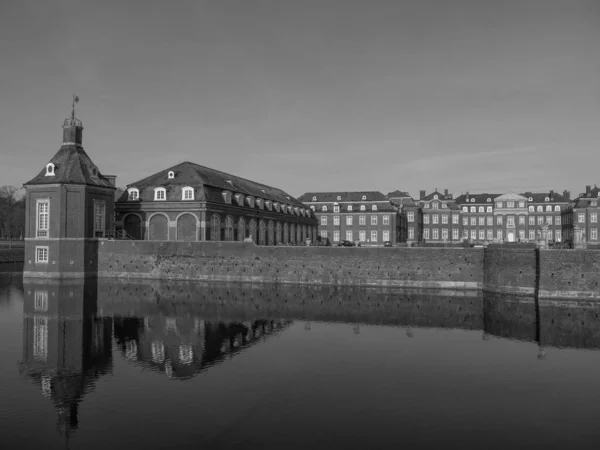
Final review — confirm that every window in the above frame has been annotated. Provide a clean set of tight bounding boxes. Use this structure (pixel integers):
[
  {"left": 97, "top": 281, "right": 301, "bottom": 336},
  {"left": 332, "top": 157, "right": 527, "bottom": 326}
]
[
  {"left": 167, "top": 171, "right": 175, "bottom": 179},
  {"left": 519, "top": 215, "right": 525, "bottom": 225},
  {"left": 371, "top": 216, "right": 378, "bottom": 225},
  {"left": 496, "top": 202, "right": 503, "bottom": 208},
  {"left": 36, "top": 200, "right": 50, "bottom": 238},
  {"left": 322, "top": 206, "right": 327, "bottom": 212},
  {"left": 333, "top": 216, "right": 340, "bottom": 225},
  {"left": 529, "top": 230, "right": 536, "bottom": 240},
  {"left": 432, "top": 214, "right": 439, "bottom": 224},
  {"left": 128, "top": 188, "right": 139, "bottom": 200},
  {"left": 320, "top": 230, "right": 328, "bottom": 238},
  {"left": 486, "top": 206, "right": 492, "bottom": 213},
  {"left": 442, "top": 214, "right": 448, "bottom": 224},
  {"left": 463, "top": 217, "right": 468, "bottom": 226},
  {"left": 362, "top": 195, "right": 367, "bottom": 200},
  {"left": 434, "top": 195, "right": 438, "bottom": 200},
  {"left": 407, "top": 212, "right": 414, "bottom": 222},
  {"left": 462, "top": 207, "right": 468, "bottom": 212},
  {"left": 546, "top": 216, "right": 552, "bottom": 225},
  {"left": 519, "top": 201, "right": 525, "bottom": 208},
  {"left": 383, "top": 230, "right": 390, "bottom": 241},
  {"left": 470, "top": 217, "right": 476, "bottom": 226},
  {"left": 487, "top": 230, "right": 493, "bottom": 240},
  {"left": 463, "top": 230, "right": 468, "bottom": 239},
  {"left": 35, "top": 246, "right": 48, "bottom": 263},
  {"left": 555, "top": 216, "right": 561, "bottom": 226},
  {"left": 424, "top": 204, "right": 430, "bottom": 209},
  {"left": 507, "top": 201, "right": 514, "bottom": 208},
  {"left": 94, "top": 201, "right": 106, "bottom": 235},
  {"left": 154, "top": 188, "right": 166, "bottom": 201},
  {"left": 547, "top": 230, "right": 553, "bottom": 240},
  {"left": 359, "top": 230, "right": 366, "bottom": 241},
  {"left": 452, "top": 214, "right": 458, "bottom": 224},
  {"left": 310, "top": 206, "right": 315, "bottom": 211},
  {"left": 442, "top": 203, "right": 447, "bottom": 209},
  {"left": 312, "top": 196, "right": 317, "bottom": 201},
  {"left": 424, "top": 215, "right": 429, "bottom": 224},
  {"left": 471, "top": 230, "right": 476, "bottom": 240},
  {"left": 333, "top": 230, "right": 340, "bottom": 242},
  {"left": 359, "top": 215, "right": 366, "bottom": 225},
  {"left": 333, "top": 205, "right": 341, "bottom": 213},
  {"left": 497, "top": 216, "right": 503, "bottom": 225},
  {"left": 432, "top": 229, "right": 439, "bottom": 240},
  {"left": 537, "top": 206, "right": 543, "bottom": 212},
  {"left": 554, "top": 206, "right": 560, "bottom": 212},
  {"left": 346, "top": 230, "right": 353, "bottom": 241},
  {"left": 424, "top": 229, "right": 430, "bottom": 240},
  {"left": 182, "top": 187, "right": 194, "bottom": 200},
  {"left": 371, "top": 230, "right": 378, "bottom": 242},
  {"left": 545, "top": 197, "right": 550, "bottom": 202},
  {"left": 34, "top": 290, "right": 48, "bottom": 311},
  {"left": 478, "top": 206, "right": 484, "bottom": 213},
  {"left": 432, "top": 202, "right": 439, "bottom": 210},
  {"left": 45, "top": 163, "right": 55, "bottom": 176},
  {"left": 479, "top": 230, "right": 485, "bottom": 240},
  {"left": 507, "top": 216, "right": 515, "bottom": 227},
  {"left": 545, "top": 205, "right": 551, "bottom": 212},
  {"left": 592, "top": 229, "right": 598, "bottom": 240},
  {"left": 578, "top": 213, "right": 585, "bottom": 223},
  {"left": 537, "top": 216, "right": 544, "bottom": 225},
  {"left": 372, "top": 205, "right": 378, "bottom": 211},
  {"left": 337, "top": 196, "right": 342, "bottom": 201},
  {"left": 441, "top": 228, "right": 448, "bottom": 240},
  {"left": 347, "top": 205, "right": 353, "bottom": 211},
  {"left": 529, "top": 216, "right": 535, "bottom": 225},
  {"left": 528, "top": 206, "right": 534, "bottom": 212},
  {"left": 346, "top": 216, "right": 353, "bottom": 226},
  {"left": 519, "top": 230, "right": 525, "bottom": 240},
  {"left": 320, "top": 216, "right": 327, "bottom": 226},
  {"left": 360, "top": 205, "right": 366, "bottom": 211},
  {"left": 452, "top": 229, "right": 458, "bottom": 240},
  {"left": 478, "top": 217, "right": 484, "bottom": 226},
  {"left": 471, "top": 198, "right": 475, "bottom": 203},
  {"left": 497, "top": 230, "right": 503, "bottom": 240},
  {"left": 487, "top": 217, "right": 492, "bottom": 226},
  {"left": 487, "top": 198, "right": 492, "bottom": 203},
  {"left": 470, "top": 207, "right": 476, "bottom": 213},
  {"left": 383, "top": 215, "right": 390, "bottom": 225},
  {"left": 408, "top": 228, "right": 414, "bottom": 239},
  {"left": 591, "top": 213, "right": 598, "bottom": 223},
  {"left": 555, "top": 229, "right": 562, "bottom": 241}
]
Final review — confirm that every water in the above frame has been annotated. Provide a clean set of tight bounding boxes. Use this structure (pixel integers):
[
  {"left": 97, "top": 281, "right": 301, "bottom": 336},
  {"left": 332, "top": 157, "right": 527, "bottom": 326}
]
[{"left": 1, "top": 273, "right": 600, "bottom": 449}]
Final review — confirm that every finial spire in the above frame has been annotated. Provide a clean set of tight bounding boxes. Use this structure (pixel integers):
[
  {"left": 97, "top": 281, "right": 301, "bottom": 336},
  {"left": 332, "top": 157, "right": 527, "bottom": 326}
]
[
  {"left": 71, "top": 95, "right": 79, "bottom": 120},
  {"left": 63, "top": 95, "right": 83, "bottom": 146}
]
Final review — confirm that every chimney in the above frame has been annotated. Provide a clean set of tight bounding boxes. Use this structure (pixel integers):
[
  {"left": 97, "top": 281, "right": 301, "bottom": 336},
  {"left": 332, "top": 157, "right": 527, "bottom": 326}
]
[
  {"left": 444, "top": 189, "right": 448, "bottom": 198},
  {"left": 563, "top": 190, "right": 570, "bottom": 199},
  {"left": 419, "top": 190, "right": 426, "bottom": 200},
  {"left": 549, "top": 189, "right": 554, "bottom": 198},
  {"left": 586, "top": 185, "right": 591, "bottom": 195},
  {"left": 105, "top": 175, "right": 116, "bottom": 187}
]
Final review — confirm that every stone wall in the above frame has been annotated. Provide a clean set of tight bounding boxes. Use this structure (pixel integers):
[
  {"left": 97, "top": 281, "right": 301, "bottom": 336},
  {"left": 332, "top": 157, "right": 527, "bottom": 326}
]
[
  {"left": 482, "top": 245, "right": 537, "bottom": 296},
  {"left": 537, "top": 250, "right": 600, "bottom": 299},
  {"left": 97, "top": 240, "right": 485, "bottom": 290}
]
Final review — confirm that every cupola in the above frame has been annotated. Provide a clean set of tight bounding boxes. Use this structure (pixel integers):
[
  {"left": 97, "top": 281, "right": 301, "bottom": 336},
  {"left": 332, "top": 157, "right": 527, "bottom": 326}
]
[{"left": 62, "top": 95, "right": 83, "bottom": 146}]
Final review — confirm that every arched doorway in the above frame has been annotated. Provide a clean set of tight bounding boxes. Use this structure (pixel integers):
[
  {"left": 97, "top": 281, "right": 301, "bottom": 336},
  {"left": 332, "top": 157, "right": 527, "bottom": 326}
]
[
  {"left": 210, "top": 214, "right": 221, "bottom": 241},
  {"left": 267, "top": 220, "right": 275, "bottom": 245},
  {"left": 258, "top": 220, "right": 266, "bottom": 245},
  {"left": 249, "top": 219, "right": 257, "bottom": 243},
  {"left": 224, "top": 216, "right": 234, "bottom": 241},
  {"left": 507, "top": 231, "right": 515, "bottom": 243},
  {"left": 149, "top": 214, "right": 168, "bottom": 241},
  {"left": 177, "top": 214, "right": 196, "bottom": 241},
  {"left": 124, "top": 214, "right": 143, "bottom": 240},
  {"left": 238, "top": 217, "right": 246, "bottom": 241}
]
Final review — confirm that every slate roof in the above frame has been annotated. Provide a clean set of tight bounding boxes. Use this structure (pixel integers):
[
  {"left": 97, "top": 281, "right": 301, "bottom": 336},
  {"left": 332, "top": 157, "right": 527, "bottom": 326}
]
[
  {"left": 571, "top": 197, "right": 600, "bottom": 209},
  {"left": 454, "top": 193, "right": 502, "bottom": 204},
  {"left": 386, "top": 190, "right": 412, "bottom": 198},
  {"left": 24, "top": 144, "right": 115, "bottom": 188},
  {"left": 297, "top": 191, "right": 388, "bottom": 203},
  {"left": 120, "top": 161, "right": 306, "bottom": 206},
  {"left": 520, "top": 192, "right": 571, "bottom": 203},
  {"left": 420, "top": 190, "right": 453, "bottom": 202},
  {"left": 577, "top": 185, "right": 600, "bottom": 199}
]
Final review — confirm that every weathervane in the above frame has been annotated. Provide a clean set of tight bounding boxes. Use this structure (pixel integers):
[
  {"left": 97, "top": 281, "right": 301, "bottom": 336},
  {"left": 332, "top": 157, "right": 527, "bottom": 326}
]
[{"left": 71, "top": 95, "right": 79, "bottom": 120}]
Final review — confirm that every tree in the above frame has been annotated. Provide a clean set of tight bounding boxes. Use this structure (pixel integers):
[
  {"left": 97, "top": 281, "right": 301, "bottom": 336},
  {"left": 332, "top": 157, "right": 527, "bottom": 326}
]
[{"left": 0, "top": 186, "right": 24, "bottom": 239}]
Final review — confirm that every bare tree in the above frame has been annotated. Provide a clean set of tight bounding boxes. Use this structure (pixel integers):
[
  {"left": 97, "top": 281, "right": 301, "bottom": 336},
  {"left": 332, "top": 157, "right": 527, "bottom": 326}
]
[{"left": 0, "top": 186, "right": 22, "bottom": 239}]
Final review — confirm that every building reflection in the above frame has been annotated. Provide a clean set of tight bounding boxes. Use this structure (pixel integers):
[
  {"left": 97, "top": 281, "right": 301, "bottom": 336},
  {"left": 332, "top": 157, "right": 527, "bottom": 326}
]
[
  {"left": 113, "top": 317, "right": 292, "bottom": 380},
  {"left": 19, "top": 279, "right": 113, "bottom": 439}
]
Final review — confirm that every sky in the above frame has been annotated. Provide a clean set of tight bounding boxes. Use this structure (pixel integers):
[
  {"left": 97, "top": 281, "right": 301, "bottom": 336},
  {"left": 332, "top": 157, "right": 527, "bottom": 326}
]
[{"left": 0, "top": 0, "right": 599, "bottom": 199}]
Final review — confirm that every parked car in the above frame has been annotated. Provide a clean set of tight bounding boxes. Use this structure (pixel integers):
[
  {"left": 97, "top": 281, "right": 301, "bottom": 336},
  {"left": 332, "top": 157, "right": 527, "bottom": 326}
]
[
  {"left": 383, "top": 241, "right": 393, "bottom": 247},
  {"left": 337, "top": 240, "right": 356, "bottom": 247}
]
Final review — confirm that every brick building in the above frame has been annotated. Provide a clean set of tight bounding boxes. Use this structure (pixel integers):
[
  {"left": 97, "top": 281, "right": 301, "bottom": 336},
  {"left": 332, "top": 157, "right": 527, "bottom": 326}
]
[
  {"left": 522, "top": 190, "right": 570, "bottom": 243},
  {"left": 115, "top": 162, "right": 317, "bottom": 245},
  {"left": 454, "top": 192, "right": 501, "bottom": 243},
  {"left": 387, "top": 190, "right": 416, "bottom": 242},
  {"left": 562, "top": 185, "right": 600, "bottom": 247},
  {"left": 419, "top": 189, "right": 461, "bottom": 242},
  {"left": 297, "top": 191, "right": 401, "bottom": 245}
]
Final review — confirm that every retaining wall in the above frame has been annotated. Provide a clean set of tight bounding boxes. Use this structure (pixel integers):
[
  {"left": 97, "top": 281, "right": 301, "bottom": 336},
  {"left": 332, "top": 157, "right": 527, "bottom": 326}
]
[
  {"left": 97, "top": 240, "right": 485, "bottom": 290},
  {"left": 537, "top": 250, "right": 600, "bottom": 299}
]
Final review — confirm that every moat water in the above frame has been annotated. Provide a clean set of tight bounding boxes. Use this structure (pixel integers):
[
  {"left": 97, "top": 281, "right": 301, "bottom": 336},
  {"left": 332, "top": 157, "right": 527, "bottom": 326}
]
[{"left": 2, "top": 272, "right": 600, "bottom": 449}]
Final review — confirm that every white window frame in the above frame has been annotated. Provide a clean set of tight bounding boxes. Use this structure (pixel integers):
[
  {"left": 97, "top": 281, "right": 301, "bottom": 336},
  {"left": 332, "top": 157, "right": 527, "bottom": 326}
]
[
  {"left": 320, "top": 216, "right": 327, "bottom": 226},
  {"left": 555, "top": 216, "right": 561, "bottom": 226},
  {"left": 360, "top": 205, "right": 366, "bottom": 211},
  {"left": 154, "top": 188, "right": 166, "bottom": 201},
  {"left": 591, "top": 213, "right": 598, "bottom": 223},
  {"left": 333, "top": 205, "right": 340, "bottom": 213},
  {"left": 372, "top": 205, "right": 378, "bottom": 211},
  {"left": 478, "top": 217, "right": 484, "bottom": 226},
  {"left": 408, "top": 228, "right": 414, "bottom": 239},
  {"left": 94, "top": 201, "right": 106, "bottom": 235},
  {"left": 423, "top": 215, "right": 429, "bottom": 224},
  {"left": 371, "top": 216, "right": 378, "bottom": 225},
  {"left": 320, "top": 230, "right": 328, "bottom": 238},
  {"left": 347, "top": 205, "right": 353, "bottom": 211},
  {"left": 555, "top": 229, "right": 562, "bottom": 242},
  {"left": 529, "top": 216, "right": 535, "bottom": 225},
  {"left": 333, "top": 230, "right": 340, "bottom": 242},
  {"left": 432, "top": 229, "right": 439, "bottom": 240},
  {"left": 441, "top": 214, "right": 448, "bottom": 224},
  {"left": 346, "top": 230, "right": 353, "bottom": 241},
  {"left": 407, "top": 212, "right": 414, "bottom": 222},
  {"left": 578, "top": 213, "right": 585, "bottom": 223},
  {"left": 441, "top": 228, "right": 448, "bottom": 240},
  {"left": 322, "top": 205, "right": 328, "bottom": 212},
  {"left": 592, "top": 229, "right": 598, "bottom": 240},
  {"left": 346, "top": 216, "right": 353, "bottom": 226},
  {"left": 529, "top": 230, "right": 536, "bottom": 240},
  {"left": 182, "top": 187, "right": 194, "bottom": 200},
  {"left": 128, "top": 188, "right": 139, "bottom": 200},
  {"left": 452, "top": 229, "right": 458, "bottom": 240},
  {"left": 36, "top": 246, "right": 49, "bottom": 263},
  {"left": 432, "top": 214, "right": 439, "bottom": 224},
  {"left": 486, "top": 206, "right": 492, "bottom": 213},
  {"left": 371, "top": 230, "right": 378, "bottom": 242},
  {"left": 452, "top": 214, "right": 458, "bottom": 224},
  {"left": 359, "top": 215, "right": 366, "bottom": 225},
  {"left": 479, "top": 230, "right": 485, "bottom": 240},
  {"left": 423, "top": 229, "right": 429, "bottom": 240},
  {"left": 359, "top": 230, "right": 366, "bottom": 242},
  {"left": 333, "top": 216, "right": 340, "bottom": 226},
  {"left": 383, "top": 230, "right": 390, "bottom": 242},
  {"left": 383, "top": 215, "right": 390, "bottom": 225},
  {"left": 36, "top": 199, "right": 50, "bottom": 238}
]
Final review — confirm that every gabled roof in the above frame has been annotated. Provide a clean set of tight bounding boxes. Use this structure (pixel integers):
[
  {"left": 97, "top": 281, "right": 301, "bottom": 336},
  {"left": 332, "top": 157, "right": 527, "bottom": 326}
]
[
  {"left": 520, "top": 192, "right": 570, "bottom": 203},
  {"left": 297, "top": 191, "right": 388, "bottom": 202},
  {"left": 454, "top": 193, "right": 502, "bottom": 204},
  {"left": 572, "top": 197, "right": 600, "bottom": 209},
  {"left": 24, "top": 144, "right": 114, "bottom": 188},
  {"left": 122, "top": 161, "right": 306, "bottom": 206},
  {"left": 420, "top": 190, "right": 453, "bottom": 202}
]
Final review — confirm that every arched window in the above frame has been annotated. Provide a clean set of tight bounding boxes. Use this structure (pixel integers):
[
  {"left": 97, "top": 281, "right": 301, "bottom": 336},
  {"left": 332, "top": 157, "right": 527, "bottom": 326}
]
[
  {"left": 168, "top": 171, "right": 175, "bottom": 179},
  {"left": 238, "top": 217, "right": 246, "bottom": 241},
  {"left": 210, "top": 214, "right": 221, "bottom": 241},
  {"left": 487, "top": 198, "right": 491, "bottom": 202},
  {"left": 546, "top": 205, "right": 552, "bottom": 212},
  {"left": 362, "top": 195, "right": 367, "bottom": 200},
  {"left": 45, "top": 163, "right": 55, "bottom": 176},
  {"left": 181, "top": 187, "right": 194, "bottom": 200},
  {"left": 347, "top": 205, "right": 353, "bottom": 211},
  {"left": 545, "top": 197, "right": 550, "bottom": 202},
  {"left": 224, "top": 216, "right": 234, "bottom": 241},
  {"left": 478, "top": 206, "right": 484, "bottom": 213},
  {"left": 372, "top": 205, "right": 378, "bottom": 211},
  {"left": 471, "top": 198, "right": 475, "bottom": 202},
  {"left": 360, "top": 205, "right": 366, "bottom": 211},
  {"left": 528, "top": 206, "right": 534, "bottom": 212},
  {"left": 470, "top": 206, "right": 476, "bottom": 212},
  {"left": 310, "top": 206, "right": 315, "bottom": 211},
  {"left": 312, "top": 196, "right": 317, "bottom": 201},
  {"left": 127, "top": 188, "right": 139, "bottom": 200},
  {"left": 528, "top": 197, "right": 533, "bottom": 201},
  {"left": 434, "top": 195, "right": 438, "bottom": 199},
  {"left": 337, "top": 196, "right": 342, "bottom": 201},
  {"left": 486, "top": 206, "right": 492, "bottom": 213},
  {"left": 537, "top": 206, "right": 543, "bottom": 212},
  {"left": 554, "top": 205, "right": 561, "bottom": 212},
  {"left": 462, "top": 207, "right": 468, "bottom": 212},
  {"left": 154, "top": 188, "right": 166, "bottom": 201}
]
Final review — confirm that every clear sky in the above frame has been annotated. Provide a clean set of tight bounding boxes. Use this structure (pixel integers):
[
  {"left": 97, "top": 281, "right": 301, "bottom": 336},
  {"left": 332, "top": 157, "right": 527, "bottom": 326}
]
[{"left": 1, "top": 0, "right": 598, "bottom": 199}]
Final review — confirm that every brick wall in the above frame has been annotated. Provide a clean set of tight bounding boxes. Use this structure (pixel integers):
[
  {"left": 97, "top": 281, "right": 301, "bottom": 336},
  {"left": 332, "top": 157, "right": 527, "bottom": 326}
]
[
  {"left": 483, "top": 245, "right": 537, "bottom": 296},
  {"left": 97, "top": 241, "right": 484, "bottom": 290},
  {"left": 538, "top": 250, "right": 600, "bottom": 299}
]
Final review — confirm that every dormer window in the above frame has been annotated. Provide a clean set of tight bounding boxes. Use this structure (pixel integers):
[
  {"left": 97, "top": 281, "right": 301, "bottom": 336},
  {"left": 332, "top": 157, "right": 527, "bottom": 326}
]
[
  {"left": 260, "top": 189, "right": 266, "bottom": 195},
  {"left": 234, "top": 193, "right": 245, "bottom": 205},
  {"left": 127, "top": 188, "right": 139, "bottom": 201},
  {"left": 265, "top": 200, "right": 273, "bottom": 211},
  {"left": 434, "top": 195, "right": 438, "bottom": 199},
  {"left": 256, "top": 198, "right": 264, "bottom": 209},
  {"left": 554, "top": 206, "right": 561, "bottom": 211},
  {"left": 471, "top": 198, "right": 475, "bottom": 202},
  {"left": 545, "top": 197, "right": 550, "bottom": 202},
  {"left": 372, "top": 205, "right": 378, "bottom": 211},
  {"left": 310, "top": 206, "right": 315, "bottom": 211},
  {"left": 361, "top": 195, "right": 367, "bottom": 200},
  {"left": 347, "top": 205, "right": 353, "bottom": 211},
  {"left": 273, "top": 202, "right": 280, "bottom": 212},
  {"left": 528, "top": 206, "right": 534, "bottom": 212},
  {"left": 246, "top": 196, "right": 255, "bottom": 208},
  {"left": 182, "top": 187, "right": 194, "bottom": 200},
  {"left": 360, "top": 205, "right": 365, "bottom": 211},
  {"left": 487, "top": 198, "right": 491, "bottom": 202},
  {"left": 337, "top": 196, "right": 342, "bottom": 201},
  {"left": 294, "top": 207, "right": 300, "bottom": 215},
  {"left": 154, "top": 188, "right": 166, "bottom": 201},
  {"left": 45, "top": 163, "right": 55, "bottom": 176},
  {"left": 91, "top": 167, "right": 98, "bottom": 177},
  {"left": 312, "top": 196, "right": 317, "bottom": 201},
  {"left": 222, "top": 191, "right": 233, "bottom": 204},
  {"left": 528, "top": 197, "right": 533, "bottom": 201},
  {"left": 333, "top": 204, "right": 340, "bottom": 213},
  {"left": 322, "top": 205, "right": 328, "bottom": 212},
  {"left": 168, "top": 171, "right": 175, "bottom": 179}
]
